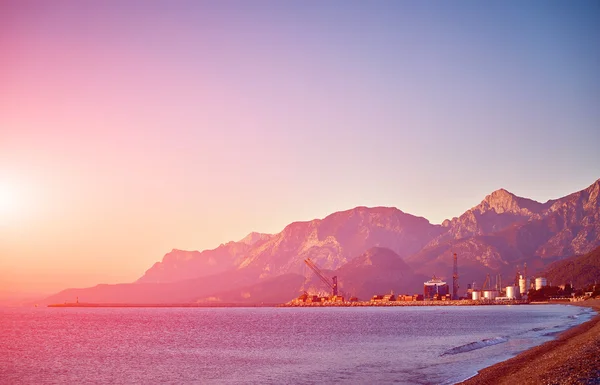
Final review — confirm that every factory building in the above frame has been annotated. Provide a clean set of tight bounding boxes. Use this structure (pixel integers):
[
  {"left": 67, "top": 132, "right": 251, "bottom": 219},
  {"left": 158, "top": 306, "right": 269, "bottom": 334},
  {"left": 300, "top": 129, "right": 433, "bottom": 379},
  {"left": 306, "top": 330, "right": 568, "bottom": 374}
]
[{"left": 424, "top": 276, "right": 449, "bottom": 300}]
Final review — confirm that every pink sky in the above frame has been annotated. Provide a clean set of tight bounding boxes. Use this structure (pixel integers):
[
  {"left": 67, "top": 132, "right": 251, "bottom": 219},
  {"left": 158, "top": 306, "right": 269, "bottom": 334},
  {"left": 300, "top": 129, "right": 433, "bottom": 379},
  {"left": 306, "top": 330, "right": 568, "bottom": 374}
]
[{"left": 1, "top": 2, "right": 599, "bottom": 296}]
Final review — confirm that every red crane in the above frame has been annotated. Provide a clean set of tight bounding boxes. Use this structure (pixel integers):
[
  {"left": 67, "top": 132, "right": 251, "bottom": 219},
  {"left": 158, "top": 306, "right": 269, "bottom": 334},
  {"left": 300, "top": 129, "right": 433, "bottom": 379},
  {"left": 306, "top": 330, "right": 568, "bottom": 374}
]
[{"left": 304, "top": 258, "right": 338, "bottom": 297}]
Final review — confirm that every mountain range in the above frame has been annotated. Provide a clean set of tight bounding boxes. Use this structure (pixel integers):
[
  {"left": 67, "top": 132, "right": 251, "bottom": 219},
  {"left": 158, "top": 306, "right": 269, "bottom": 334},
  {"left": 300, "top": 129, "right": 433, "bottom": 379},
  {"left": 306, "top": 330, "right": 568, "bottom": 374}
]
[
  {"left": 42, "top": 178, "right": 600, "bottom": 305},
  {"left": 543, "top": 245, "right": 600, "bottom": 289}
]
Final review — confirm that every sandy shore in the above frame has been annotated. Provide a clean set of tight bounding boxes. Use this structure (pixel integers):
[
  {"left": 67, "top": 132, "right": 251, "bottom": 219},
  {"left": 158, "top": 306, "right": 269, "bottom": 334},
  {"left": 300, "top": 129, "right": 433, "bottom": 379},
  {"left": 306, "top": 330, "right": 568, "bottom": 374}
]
[{"left": 459, "top": 299, "right": 600, "bottom": 385}]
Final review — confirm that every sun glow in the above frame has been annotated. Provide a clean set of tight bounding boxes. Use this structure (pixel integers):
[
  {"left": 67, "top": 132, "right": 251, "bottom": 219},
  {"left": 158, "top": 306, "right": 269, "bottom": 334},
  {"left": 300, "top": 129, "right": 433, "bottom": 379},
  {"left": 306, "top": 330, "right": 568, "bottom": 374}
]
[{"left": 0, "top": 182, "right": 22, "bottom": 223}]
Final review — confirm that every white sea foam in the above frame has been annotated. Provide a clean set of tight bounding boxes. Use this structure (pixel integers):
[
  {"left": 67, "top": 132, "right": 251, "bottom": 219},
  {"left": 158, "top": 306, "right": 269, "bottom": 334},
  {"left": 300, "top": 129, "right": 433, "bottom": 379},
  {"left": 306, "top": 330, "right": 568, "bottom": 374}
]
[{"left": 442, "top": 336, "right": 508, "bottom": 355}]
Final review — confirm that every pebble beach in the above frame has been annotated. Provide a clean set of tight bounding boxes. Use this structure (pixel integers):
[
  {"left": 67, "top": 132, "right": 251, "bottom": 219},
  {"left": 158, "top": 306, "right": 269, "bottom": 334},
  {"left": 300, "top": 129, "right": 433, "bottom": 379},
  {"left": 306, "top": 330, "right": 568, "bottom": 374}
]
[{"left": 459, "top": 299, "right": 600, "bottom": 385}]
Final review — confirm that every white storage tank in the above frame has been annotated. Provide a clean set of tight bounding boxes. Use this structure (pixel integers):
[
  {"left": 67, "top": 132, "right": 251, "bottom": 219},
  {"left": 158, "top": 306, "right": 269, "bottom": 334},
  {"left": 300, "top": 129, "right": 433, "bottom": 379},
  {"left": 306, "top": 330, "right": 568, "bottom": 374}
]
[
  {"left": 472, "top": 291, "right": 481, "bottom": 300},
  {"left": 535, "top": 277, "right": 547, "bottom": 290},
  {"left": 505, "top": 286, "right": 517, "bottom": 299},
  {"left": 483, "top": 290, "right": 496, "bottom": 300},
  {"left": 519, "top": 275, "right": 530, "bottom": 295}
]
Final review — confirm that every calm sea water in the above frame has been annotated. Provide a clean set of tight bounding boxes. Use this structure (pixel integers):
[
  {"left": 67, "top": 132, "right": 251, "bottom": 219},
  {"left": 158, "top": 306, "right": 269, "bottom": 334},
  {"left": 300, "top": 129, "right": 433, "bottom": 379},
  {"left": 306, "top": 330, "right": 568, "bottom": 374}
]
[{"left": 0, "top": 305, "right": 594, "bottom": 384}]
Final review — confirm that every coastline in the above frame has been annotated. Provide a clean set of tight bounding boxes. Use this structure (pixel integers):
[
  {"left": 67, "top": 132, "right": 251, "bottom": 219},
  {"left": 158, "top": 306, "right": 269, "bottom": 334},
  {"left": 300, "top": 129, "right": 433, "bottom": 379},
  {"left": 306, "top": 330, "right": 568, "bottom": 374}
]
[
  {"left": 281, "top": 299, "right": 528, "bottom": 307},
  {"left": 46, "top": 299, "right": 528, "bottom": 308},
  {"left": 458, "top": 299, "right": 600, "bottom": 385}
]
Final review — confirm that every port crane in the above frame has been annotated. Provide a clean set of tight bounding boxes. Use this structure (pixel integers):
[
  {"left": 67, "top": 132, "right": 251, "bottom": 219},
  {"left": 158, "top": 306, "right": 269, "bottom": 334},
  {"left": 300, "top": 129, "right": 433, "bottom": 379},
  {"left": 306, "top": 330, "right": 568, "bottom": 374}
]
[
  {"left": 482, "top": 273, "right": 491, "bottom": 290},
  {"left": 304, "top": 258, "right": 338, "bottom": 297}
]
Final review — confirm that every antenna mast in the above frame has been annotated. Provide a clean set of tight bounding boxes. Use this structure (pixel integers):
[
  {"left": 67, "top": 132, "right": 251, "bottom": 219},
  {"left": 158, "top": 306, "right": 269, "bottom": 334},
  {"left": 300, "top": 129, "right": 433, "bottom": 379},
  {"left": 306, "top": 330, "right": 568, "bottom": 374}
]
[{"left": 452, "top": 252, "right": 459, "bottom": 300}]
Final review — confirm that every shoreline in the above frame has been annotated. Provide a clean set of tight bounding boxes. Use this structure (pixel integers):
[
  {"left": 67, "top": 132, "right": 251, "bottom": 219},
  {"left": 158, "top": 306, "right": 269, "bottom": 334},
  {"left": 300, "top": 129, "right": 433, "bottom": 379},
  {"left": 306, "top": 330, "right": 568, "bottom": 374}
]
[
  {"left": 281, "top": 299, "right": 529, "bottom": 307},
  {"left": 458, "top": 299, "right": 600, "bottom": 385},
  {"left": 46, "top": 299, "right": 529, "bottom": 308}
]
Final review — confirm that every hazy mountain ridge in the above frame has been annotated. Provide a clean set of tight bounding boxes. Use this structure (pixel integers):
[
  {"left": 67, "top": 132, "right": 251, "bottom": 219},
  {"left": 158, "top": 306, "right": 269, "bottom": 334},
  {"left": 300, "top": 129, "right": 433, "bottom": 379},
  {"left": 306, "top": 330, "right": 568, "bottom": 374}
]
[
  {"left": 139, "top": 206, "right": 443, "bottom": 284},
  {"left": 137, "top": 241, "right": 253, "bottom": 284},
  {"left": 194, "top": 273, "right": 306, "bottom": 304},
  {"left": 42, "top": 179, "right": 600, "bottom": 304},
  {"left": 43, "top": 266, "right": 265, "bottom": 305},
  {"left": 543, "top": 245, "right": 600, "bottom": 289}
]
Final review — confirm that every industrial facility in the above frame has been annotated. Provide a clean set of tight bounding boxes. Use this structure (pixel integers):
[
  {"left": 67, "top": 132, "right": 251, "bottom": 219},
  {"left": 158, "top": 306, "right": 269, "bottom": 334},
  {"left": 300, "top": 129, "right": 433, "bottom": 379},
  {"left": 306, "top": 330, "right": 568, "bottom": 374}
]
[
  {"left": 423, "top": 276, "right": 450, "bottom": 300},
  {"left": 303, "top": 258, "right": 345, "bottom": 302},
  {"left": 535, "top": 277, "right": 547, "bottom": 290},
  {"left": 519, "top": 275, "right": 530, "bottom": 297},
  {"left": 291, "top": 253, "right": 550, "bottom": 306}
]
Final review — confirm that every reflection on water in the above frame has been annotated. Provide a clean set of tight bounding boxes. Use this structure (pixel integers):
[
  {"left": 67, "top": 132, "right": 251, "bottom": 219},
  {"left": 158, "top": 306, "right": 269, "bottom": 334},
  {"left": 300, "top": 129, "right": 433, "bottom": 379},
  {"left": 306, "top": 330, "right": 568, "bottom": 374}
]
[{"left": 0, "top": 305, "right": 592, "bottom": 384}]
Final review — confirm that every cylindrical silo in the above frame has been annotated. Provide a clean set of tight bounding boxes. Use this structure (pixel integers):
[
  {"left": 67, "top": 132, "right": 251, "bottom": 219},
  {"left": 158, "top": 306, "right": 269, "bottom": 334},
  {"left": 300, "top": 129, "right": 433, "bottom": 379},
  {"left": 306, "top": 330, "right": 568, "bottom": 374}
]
[
  {"left": 535, "top": 277, "right": 547, "bottom": 290},
  {"left": 519, "top": 275, "right": 530, "bottom": 295},
  {"left": 506, "top": 286, "right": 517, "bottom": 299},
  {"left": 472, "top": 291, "right": 481, "bottom": 300},
  {"left": 483, "top": 290, "right": 496, "bottom": 300}
]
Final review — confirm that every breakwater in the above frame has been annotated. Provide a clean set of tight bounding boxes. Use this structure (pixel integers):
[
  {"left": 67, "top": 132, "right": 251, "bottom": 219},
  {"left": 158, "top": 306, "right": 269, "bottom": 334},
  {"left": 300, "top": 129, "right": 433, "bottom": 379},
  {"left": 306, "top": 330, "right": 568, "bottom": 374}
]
[{"left": 47, "top": 302, "right": 280, "bottom": 308}]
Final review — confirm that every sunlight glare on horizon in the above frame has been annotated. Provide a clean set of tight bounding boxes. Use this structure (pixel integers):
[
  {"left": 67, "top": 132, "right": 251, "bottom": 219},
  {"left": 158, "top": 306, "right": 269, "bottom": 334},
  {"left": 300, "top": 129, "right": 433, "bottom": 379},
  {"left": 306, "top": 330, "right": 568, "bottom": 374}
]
[
  {"left": 0, "top": 0, "right": 598, "bottom": 296},
  {"left": 0, "top": 178, "right": 30, "bottom": 227},
  {"left": 0, "top": 182, "right": 19, "bottom": 219}
]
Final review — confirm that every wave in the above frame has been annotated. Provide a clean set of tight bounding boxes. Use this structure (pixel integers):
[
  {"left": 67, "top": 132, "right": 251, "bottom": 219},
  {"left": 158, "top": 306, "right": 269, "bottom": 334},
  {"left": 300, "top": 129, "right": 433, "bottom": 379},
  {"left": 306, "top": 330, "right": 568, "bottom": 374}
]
[
  {"left": 542, "top": 331, "right": 561, "bottom": 337},
  {"left": 442, "top": 336, "right": 508, "bottom": 356}
]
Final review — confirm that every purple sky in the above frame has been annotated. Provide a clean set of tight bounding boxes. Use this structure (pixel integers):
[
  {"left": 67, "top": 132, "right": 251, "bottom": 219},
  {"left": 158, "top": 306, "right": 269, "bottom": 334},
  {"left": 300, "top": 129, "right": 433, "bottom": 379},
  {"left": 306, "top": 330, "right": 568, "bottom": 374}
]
[{"left": 1, "top": 1, "right": 599, "bottom": 294}]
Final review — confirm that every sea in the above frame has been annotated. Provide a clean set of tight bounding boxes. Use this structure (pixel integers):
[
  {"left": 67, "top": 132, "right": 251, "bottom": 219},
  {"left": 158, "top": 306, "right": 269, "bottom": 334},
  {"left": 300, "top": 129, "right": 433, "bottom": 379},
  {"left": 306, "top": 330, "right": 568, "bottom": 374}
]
[{"left": 0, "top": 305, "right": 595, "bottom": 384}]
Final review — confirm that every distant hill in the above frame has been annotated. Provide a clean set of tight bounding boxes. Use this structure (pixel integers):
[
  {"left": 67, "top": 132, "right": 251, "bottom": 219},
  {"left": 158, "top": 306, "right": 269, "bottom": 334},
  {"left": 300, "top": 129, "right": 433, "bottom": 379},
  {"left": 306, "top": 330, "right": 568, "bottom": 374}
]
[
  {"left": 137, "top": 233, "right": 273, "bottom": 284},
  {"left": 194, "top": 274, "right": 306, "bottom": 304},
  {"left": 41, "top": 266, "right": 265, "bottom": 305},
  {"left": 335, "top": 247, "right": 427, "bottom": 299},
  {"left": 543, "top": 245, "right": 600, "bottom": 289},
  {"left": 41, "top": 178, "right": 600, "bottom": 305}
]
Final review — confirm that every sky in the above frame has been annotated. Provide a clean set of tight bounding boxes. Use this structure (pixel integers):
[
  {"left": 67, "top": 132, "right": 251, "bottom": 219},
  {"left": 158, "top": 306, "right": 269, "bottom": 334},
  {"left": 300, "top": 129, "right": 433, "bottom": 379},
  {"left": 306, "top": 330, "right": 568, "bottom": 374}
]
[{"left": 1, "top": 1, "right": 599, "bottom": 296}]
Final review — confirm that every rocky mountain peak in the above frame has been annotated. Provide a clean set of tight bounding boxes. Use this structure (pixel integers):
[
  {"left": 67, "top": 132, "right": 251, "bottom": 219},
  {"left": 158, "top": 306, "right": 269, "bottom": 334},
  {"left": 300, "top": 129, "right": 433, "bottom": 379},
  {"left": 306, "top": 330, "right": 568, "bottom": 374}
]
[
  {"left": 428, "top": 187, "right": 550, "bottom": 246},
  {"left": 477, "top": 188, "right": 520, "bottom": 214},
  {"left": 586, "top": 179, "right": 600, "bottom": 202},
  {"left": 475, "top": 188, "right": 547, "bottom": 216},
  {"left": 238, "top": 232, "right": 273, "bottom": 246}
]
